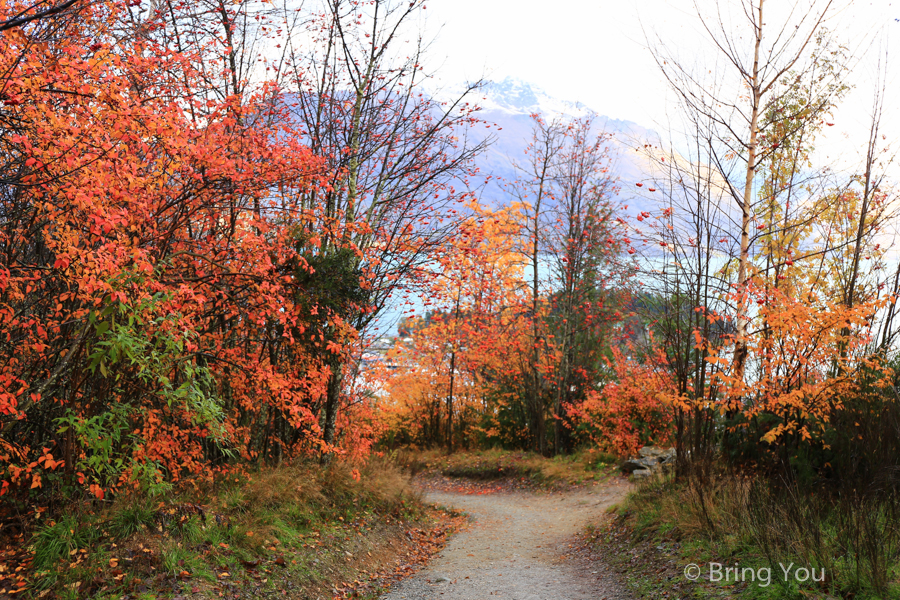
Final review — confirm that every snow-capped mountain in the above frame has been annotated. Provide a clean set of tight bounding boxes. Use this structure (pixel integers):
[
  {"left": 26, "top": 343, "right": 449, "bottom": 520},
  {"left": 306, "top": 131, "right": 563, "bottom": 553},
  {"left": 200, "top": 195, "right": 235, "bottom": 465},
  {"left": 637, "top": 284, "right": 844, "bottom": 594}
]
[
  {"left": 477, "top": 78, "right": 595, "bottom": 118},
  {"left": 373, "top": 79, "right": 670, "bottom": 335},
  {"left": 458, "top": 78, "right": 662, "bottom": 216}
]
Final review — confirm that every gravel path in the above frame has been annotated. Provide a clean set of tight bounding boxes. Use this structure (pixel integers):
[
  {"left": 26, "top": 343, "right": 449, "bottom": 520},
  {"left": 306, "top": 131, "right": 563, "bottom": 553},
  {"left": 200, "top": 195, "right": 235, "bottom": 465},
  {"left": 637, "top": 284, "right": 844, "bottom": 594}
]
[{"left": 380, "top": 479, "right": 635, "bottom": 600}]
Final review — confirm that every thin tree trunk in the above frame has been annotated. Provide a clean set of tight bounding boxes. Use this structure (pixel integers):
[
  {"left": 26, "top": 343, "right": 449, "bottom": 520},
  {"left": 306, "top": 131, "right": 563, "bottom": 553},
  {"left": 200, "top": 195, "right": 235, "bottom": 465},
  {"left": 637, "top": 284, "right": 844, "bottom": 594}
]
[
  {"left": 554, "top": 306, "right": 572, "bottom": 455},
  {"left": 321, "top": 357, "right": 343, "bottom": 464},
  {"left": 446, "top": 349, "right": 456, "bottom": 452},
  {"left": 531, "top": 190, "right": 543, "bottom": 453},
  {"left": 731, "top": 0, "right": 764, "bottom": 397},
  {"left": 446, "top": 285, "right": 461, "bottom": 453}
]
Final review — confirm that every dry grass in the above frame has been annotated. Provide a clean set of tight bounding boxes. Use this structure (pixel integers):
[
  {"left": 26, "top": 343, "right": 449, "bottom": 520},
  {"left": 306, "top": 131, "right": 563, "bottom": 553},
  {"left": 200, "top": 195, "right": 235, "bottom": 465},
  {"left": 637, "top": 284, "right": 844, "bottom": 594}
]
[
  {"left": 396, "top": 448, "right": 619, "bottom": 488},
  {"left": 23, "top": 456, "right": 434, "bottom": 600},
  {"left": 607, "top": 468, "right": 900, "bottom": 599},
  {"left": 234, "top": 457, "right": 410, "bottom": 511}
]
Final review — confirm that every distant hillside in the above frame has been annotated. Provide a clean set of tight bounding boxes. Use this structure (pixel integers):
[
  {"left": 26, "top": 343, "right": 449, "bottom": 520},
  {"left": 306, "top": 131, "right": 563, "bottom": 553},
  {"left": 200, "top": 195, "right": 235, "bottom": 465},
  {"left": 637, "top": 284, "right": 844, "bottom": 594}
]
[
  {"left": 456, "top": 77, "right": 664, "bottom": 219},
  {"left": 371, "top": 79, "right": 674, "bottom": 335}
]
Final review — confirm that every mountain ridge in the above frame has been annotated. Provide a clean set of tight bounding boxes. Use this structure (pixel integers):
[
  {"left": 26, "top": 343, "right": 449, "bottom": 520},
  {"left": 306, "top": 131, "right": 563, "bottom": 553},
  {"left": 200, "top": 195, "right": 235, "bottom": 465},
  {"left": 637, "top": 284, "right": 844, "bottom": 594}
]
[{"left": 457, "top": 77, "right": 660, "bottom": 216}]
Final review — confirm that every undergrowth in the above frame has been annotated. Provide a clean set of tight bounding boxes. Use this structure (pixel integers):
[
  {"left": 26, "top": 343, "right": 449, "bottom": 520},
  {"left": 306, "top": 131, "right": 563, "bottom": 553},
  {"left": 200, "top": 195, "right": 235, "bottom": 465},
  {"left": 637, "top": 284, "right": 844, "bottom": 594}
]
[
  {"left": 598, "top": 470, "right": 900, "bottom": 600},
  {"left": 9, "top": 456, "right": 429, "bottom": 599}
]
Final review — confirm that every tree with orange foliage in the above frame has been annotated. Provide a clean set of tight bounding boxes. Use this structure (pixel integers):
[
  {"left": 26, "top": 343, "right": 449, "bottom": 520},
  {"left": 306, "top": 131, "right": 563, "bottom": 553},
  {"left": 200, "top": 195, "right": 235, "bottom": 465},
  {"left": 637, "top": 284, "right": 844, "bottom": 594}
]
[
  {"left": 568, "top": 346, "right": 676, "bottom": 457},
  {"left": 275, "top": 0, "right": 489, "bottom": 457},
  {"left": 380, "top": 202, "right": 528, "bottom": 449},
  {"left": 0, "top": 0, "right": 338, "bottom": 500},
  {"left": 507, "top": 113, "right": 629, "bottom": 454}
]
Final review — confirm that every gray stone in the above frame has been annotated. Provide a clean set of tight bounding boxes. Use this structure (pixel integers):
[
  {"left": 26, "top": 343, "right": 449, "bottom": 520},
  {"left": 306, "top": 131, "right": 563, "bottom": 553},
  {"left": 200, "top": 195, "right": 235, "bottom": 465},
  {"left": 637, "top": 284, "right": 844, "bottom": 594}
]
[
  {"left": 622, "top": 447, "right": 676, "bottom": 475},
  {"left": 620, "top": 458, "right": 648, "bottom": 473},
  {"left": 638, "top": 446, "right": 665, "bottom": 459},
  {"left": 631, "top": 469, "right": 653, "bottom": 479},
  {"left": 620, "top": 456, "right": 659, "bottom": 473},
  {"left": 639, "top": 446, "right": 676, "bottom": 461}
]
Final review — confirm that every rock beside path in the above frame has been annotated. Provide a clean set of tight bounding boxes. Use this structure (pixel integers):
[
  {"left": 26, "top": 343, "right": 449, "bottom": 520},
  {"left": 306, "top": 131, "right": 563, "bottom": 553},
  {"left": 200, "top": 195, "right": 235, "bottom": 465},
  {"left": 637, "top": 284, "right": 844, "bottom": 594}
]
[{"left": 619, "top": 446, "right": 676, "bottom": 478}]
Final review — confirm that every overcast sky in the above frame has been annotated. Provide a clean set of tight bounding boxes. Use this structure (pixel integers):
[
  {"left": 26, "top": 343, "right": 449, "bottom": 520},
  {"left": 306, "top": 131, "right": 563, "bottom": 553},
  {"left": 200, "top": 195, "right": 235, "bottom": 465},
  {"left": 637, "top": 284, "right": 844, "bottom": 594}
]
[
  {"left": 421, "top": 0, "right": 899, "bottom": 166},
  {"left": 367, "top": 0, "right": 900, "bottom": 334}
]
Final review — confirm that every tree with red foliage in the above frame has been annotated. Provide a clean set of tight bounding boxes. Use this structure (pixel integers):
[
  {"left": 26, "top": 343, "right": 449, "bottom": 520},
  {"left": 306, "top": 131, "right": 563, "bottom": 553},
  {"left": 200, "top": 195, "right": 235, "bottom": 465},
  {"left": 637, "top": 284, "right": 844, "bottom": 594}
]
[
  {"left": 0, "top": 0, "right": 334, "bottom": 500},
  {"left": 509, "top": 113, "right": 629, "bottom": 454},
  {"left": 278, "top": 0, "right": 489, "bottom": 457}
]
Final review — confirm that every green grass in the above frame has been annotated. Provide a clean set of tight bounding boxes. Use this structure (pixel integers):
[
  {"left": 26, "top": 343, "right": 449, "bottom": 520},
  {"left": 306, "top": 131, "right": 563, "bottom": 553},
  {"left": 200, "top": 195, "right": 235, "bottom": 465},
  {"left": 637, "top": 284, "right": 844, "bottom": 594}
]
[
  {"left": 594, "top": 472, "right": 900, "bottom": 600},
  {"left": 16, "top": 456, "right": 440, "bottom": 599},
  {"left": 160, "top": 545, "right": 212, "bottom": 579}
]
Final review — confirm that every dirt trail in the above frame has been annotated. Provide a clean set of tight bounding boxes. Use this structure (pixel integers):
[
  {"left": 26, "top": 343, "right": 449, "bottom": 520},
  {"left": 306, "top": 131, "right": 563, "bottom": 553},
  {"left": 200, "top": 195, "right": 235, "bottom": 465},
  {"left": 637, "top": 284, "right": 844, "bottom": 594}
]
[{"left": 380, "top": 479, "right": 635, "bottom": 600}]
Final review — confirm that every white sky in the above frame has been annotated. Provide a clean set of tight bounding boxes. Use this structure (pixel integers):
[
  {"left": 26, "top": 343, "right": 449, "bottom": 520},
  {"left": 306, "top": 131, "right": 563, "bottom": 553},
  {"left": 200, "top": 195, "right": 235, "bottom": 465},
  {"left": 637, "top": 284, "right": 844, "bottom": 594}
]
[
  {"left": 421, "top": 0, "right": 900, "bottom": 162},
  {"left": 367, "top": 0, "right": 900, "bottom": 335}
]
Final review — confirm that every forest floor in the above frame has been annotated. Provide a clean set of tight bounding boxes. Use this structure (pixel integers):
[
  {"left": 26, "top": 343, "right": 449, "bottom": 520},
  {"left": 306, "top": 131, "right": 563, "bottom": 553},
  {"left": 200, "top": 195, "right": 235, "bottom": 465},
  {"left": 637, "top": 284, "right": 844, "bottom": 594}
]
[
  {"left": 7, "top": 453, "right": 641, "bottom": 600},
  {"left": 378, "top": 471, "right": 635, "bottom": 600},
  {"left": 5, "top": 460, "right": 464, "bottom": 600}
]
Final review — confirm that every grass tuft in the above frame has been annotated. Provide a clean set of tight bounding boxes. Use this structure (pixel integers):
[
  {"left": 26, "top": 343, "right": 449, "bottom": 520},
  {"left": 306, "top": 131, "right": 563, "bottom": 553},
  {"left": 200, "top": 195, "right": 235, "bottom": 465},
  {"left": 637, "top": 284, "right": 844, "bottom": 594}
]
[
  {"left": 32, "top": 515, "right": 96, "bottom": 572},
  {"left": 109, "top": 501, "right": 155, "bottom": 538}
]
